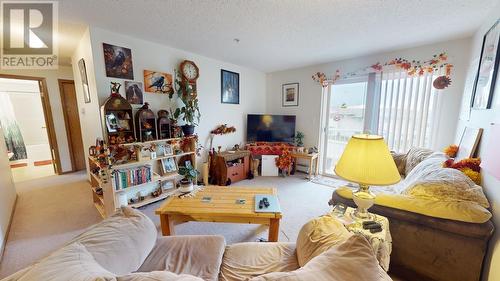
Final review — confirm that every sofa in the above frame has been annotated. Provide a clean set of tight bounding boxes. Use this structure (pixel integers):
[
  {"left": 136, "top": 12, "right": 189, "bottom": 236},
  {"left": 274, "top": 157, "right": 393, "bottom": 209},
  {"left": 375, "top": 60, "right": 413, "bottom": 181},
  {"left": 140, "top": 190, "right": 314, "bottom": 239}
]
[
  {"left": 329, "top": 148, "right": 495, "bottom": 281},
  {"left": 1, "top": 207, "right": 392, "bottom": 281}
]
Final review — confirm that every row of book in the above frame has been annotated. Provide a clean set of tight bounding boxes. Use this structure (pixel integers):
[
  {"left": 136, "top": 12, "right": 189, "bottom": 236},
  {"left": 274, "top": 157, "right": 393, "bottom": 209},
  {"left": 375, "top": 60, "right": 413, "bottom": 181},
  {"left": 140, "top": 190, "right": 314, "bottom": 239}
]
[{"left": 111, "top": 165, "right": 153, "bottom": 190}]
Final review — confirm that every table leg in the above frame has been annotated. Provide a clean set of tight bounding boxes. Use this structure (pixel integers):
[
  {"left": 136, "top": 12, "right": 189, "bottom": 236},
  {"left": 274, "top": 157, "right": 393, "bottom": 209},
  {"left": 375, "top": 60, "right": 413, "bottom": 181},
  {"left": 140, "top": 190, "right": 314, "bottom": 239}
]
[
  {"left": 308, "top": 158, "right": 313, "bottom": 179},
  {"left": 268, "top": 218, "right": 280, "bottom": 242},
  {"left": 315, "top": 157, "right": 319, "bottom": 176},
  {"left": 160, "top": 214, "right": 174, "bottom": 236}
]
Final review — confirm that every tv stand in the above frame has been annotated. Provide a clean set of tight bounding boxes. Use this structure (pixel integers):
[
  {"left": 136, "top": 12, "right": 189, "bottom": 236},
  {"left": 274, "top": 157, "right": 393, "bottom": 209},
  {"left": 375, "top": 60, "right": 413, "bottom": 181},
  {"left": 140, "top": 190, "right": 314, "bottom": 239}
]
[{"left": 212, "top": 150, "right": 251, "bottom": 185}]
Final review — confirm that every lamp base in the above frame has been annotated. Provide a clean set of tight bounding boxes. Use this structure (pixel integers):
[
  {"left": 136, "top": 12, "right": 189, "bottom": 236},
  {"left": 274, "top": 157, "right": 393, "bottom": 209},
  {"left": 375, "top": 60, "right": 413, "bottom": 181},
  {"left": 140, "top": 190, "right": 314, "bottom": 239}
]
[{"left": 351, "top": 184, "right": 376, "bottom": 221}]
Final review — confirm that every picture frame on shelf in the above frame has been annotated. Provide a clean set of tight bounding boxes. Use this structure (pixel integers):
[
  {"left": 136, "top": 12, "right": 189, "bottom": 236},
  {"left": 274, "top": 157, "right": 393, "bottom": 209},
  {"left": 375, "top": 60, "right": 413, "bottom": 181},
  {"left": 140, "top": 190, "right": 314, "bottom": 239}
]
[
  {"left": 456, "top": 127, "right": 483, "bottom": 160},
  {"left": 161, "top": 157, "right": 177, "bottom": 175},
  {"left": 221, "top": 69, "right": 239, "bottom": 104},
  {"left": 103, "top": 43, "right": 134, "bottom": 79},
  {"left": 282, "top": 83, "right": 299, "bottom": 107},
  {"left": 164, "top": 144, "right": 174, "bottom": 156},
  {"left": 105, "top": 113, "right": 119, "bottom": 133},
  {"left": 78, "top": 58, "right": 91, "bottom": 103},
  {"left": 472, "top": 20, "right": 500, "bottom": 109}
]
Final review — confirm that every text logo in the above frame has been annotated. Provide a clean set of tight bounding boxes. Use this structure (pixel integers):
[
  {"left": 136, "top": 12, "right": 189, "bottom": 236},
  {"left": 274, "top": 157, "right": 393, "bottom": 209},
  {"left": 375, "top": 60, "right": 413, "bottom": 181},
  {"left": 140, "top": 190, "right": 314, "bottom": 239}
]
[{"left": 1, "top": 1, "right": 58, "bottom": 69}]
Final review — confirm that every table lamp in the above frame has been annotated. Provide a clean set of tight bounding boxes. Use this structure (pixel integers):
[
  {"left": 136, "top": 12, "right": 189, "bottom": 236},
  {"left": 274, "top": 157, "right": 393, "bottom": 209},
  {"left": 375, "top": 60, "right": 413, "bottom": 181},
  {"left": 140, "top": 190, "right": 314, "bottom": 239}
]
[{"left": 334, "top": 134, "right": 401, "bottom": 220}]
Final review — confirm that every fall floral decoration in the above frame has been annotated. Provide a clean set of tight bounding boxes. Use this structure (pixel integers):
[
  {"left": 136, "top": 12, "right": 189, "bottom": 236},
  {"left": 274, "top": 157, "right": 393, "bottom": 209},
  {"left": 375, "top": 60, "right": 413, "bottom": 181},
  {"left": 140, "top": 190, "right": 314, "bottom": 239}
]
[
  {"left": 313, "top": 52, "right": 453, "bottom": 89},
  {"left": 443, "top": 158, "right": 482, "bottom": 185},
  {"left": 275, "top": 147, "right": 293, "bottom": 173},
  {"left": 211, "top": 124, "right": 236, "bottom": 135},
  {"left": 443, "top": 144, "right": 459, "bottom": 158}
]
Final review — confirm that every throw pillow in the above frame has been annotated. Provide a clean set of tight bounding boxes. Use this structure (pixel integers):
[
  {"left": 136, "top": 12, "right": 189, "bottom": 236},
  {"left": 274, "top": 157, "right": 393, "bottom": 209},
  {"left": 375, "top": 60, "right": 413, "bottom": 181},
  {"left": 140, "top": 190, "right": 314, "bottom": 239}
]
[
  {"left": 250, "top": 235, "right": 385, "bottom": 281},
  {"left": 117, "top": 271, "right": 204, "bottom": 281},
  {"left": 295, "top": 215, "right": 352, "bottom": 267},
  {"left": 404, "top": 147, "right": 435, "bottom": 175}
]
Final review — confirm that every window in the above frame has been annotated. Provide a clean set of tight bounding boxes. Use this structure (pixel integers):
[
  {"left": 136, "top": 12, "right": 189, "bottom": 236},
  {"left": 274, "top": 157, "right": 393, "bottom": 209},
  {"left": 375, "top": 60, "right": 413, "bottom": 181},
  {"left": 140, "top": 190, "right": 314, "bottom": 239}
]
[{"left": 377, "top": 70, "right": 442, "bottom": 152}]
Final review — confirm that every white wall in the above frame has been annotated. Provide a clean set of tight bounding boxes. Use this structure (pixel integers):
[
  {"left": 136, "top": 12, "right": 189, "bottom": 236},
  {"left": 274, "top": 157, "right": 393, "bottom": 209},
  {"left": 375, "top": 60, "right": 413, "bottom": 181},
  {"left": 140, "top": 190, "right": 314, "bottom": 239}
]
[
  {"left": 71, "top": 28, "right": 102, "bottom": 176},
  {"left": 0, "top": 67, "right": 75, "bottom": 172},
  {"left": 0, "top": 127, "right": 16, "bottom": 259},
  {"left": 76, "top": 27, "right": 266, "bottom": 170},
  {"left": 266, "top": 38, "right": 472, "bottom": 151},
  {"left": 454, "top": 4, "right": 500, "bottom": 281}
]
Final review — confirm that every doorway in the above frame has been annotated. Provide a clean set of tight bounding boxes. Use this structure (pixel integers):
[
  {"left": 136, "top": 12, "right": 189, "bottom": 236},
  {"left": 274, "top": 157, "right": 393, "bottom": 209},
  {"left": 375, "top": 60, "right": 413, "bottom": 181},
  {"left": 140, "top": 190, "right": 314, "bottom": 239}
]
[
  {"left": 58, "top": 79, "right": 85, "bottom": 171},
  {"left": 0, "top": 75, "right": 61, "bottom": 182},
  {"left": 321, "top": 77, "right": 369, "bottom": 176}
]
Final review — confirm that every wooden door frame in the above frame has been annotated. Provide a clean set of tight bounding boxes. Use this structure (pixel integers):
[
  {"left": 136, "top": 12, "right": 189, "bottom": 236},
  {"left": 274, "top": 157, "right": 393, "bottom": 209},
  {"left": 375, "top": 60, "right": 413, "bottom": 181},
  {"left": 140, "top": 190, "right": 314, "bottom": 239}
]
[
  {"left": 0, "top": 74, "right": 62, "bottom": 174},
  {"left": 58, "top": 79, "right": 81, "bottom": 172}
]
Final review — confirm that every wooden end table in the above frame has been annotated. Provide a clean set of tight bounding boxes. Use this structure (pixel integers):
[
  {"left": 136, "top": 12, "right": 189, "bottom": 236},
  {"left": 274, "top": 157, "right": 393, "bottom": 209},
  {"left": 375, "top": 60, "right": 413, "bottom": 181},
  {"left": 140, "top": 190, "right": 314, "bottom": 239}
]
[
  {"left": 155, "top": 186, "right": 282, "bottom": 242},
  {"left": 290, "top": 152, "right": 319, "bottom": 178}
]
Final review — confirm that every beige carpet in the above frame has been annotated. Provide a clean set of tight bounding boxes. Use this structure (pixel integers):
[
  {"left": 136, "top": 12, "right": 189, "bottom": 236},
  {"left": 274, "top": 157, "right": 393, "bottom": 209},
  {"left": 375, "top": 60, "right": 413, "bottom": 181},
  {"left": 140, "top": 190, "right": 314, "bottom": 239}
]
[{"left": 0, "top": 172, "right": 338, "bottom": 278}]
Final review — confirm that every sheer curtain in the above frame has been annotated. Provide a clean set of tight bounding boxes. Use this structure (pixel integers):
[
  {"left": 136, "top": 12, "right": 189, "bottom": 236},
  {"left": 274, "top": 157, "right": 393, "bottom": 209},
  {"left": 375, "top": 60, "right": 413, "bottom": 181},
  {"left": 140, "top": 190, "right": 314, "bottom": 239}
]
[{"left": 377, "top": 70, "right": 442, "bottom": 153}]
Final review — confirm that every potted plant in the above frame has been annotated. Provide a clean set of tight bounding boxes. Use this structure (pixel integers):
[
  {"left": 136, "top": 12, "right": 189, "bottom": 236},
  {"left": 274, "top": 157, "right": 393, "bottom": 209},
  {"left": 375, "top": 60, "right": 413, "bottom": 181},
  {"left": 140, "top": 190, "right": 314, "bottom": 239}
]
[
  {"left": 295, "top": 131, "right": 305, "bottom": 153},
  {"left": 178, "top": 165, "right": 199, "bottom": 192},
  {"left": 173, "top": 70, "right": 201, "bottom": 136}
]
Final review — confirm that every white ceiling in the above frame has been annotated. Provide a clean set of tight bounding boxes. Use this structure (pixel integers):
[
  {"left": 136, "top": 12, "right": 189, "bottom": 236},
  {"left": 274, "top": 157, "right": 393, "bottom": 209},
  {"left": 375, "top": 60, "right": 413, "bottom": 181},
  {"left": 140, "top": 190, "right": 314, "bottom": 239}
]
[{"left": 58, "top": 0, "right": 498, "bottom": 72}]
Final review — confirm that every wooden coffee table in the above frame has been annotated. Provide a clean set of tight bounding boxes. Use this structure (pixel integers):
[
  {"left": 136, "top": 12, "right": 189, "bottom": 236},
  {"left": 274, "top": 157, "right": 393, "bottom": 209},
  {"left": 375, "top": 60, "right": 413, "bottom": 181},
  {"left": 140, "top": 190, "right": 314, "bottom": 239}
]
[{"left": 155, "top": 186, "right": 282, "bottom": 242}]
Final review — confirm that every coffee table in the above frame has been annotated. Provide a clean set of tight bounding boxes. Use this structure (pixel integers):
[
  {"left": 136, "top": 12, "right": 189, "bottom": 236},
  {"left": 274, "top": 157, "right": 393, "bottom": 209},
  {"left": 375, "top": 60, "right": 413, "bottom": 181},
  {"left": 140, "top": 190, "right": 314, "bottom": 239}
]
[{"left": 155, "top": 186, "right": 282, "bottom": 242}]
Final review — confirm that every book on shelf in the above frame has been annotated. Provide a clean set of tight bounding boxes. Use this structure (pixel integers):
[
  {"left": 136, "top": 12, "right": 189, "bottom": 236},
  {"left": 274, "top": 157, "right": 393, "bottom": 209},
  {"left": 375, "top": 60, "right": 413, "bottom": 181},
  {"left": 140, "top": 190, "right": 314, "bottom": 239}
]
[{"left": 111, "top": 164, "right": 153, "bottom": 190}]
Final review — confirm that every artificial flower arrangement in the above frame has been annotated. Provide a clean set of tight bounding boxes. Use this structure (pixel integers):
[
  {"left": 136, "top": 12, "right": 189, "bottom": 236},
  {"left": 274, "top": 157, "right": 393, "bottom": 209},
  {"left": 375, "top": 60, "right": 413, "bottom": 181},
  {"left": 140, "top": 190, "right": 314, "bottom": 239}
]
[
  {"left": 443, "top": 144, "right": 459, "bottom": 158},
  {"left": 443, "top": 158, "right": 481, "bottom": 185},
  {"left": 275, "top": 147, "right": 293, "bottom": 175},
  {"left": 211, "top": 124, "right": 236, "bottom": 135}
]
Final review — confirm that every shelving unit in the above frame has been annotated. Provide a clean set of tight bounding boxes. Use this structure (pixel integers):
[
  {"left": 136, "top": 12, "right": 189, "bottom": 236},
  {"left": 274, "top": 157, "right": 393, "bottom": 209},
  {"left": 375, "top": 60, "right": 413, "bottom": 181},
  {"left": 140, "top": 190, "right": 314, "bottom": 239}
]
[{"left": 88, "top": 136, "right": 197, "bottom": 218}]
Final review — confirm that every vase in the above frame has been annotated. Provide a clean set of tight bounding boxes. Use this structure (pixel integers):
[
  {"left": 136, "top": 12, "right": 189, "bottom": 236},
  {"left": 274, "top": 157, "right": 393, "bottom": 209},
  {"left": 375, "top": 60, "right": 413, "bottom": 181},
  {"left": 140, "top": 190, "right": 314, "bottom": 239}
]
[
  {"left": 179, "top": 179, "right": 194, "bottom": 192},
  {"left": 181, "top": 125, "right": 195, "bottom": 136}
]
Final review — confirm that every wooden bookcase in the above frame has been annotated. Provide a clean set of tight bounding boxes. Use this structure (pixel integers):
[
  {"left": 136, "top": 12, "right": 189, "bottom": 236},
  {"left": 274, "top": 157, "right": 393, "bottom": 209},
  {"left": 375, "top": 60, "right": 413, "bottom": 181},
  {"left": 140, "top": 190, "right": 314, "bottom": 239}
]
[
  {"left": 88, "top": 136, "right": 197, "bottom": 218},
  {"left": 101, "top": 94, "right": 135, "bottom": 145}
]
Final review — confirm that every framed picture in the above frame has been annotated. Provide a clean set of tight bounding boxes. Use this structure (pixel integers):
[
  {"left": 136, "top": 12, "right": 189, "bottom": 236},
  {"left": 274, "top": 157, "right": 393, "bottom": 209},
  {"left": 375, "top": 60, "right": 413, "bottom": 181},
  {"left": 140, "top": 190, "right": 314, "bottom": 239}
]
[
  {"left": 124, "top": 81, "right": 144, "bottom": 105},
  {"left": 456, "top": 127, "right": 483, "bottom": 160},
  {"left": 161, "top": 157, "right": 177, "bottom": 175},
  {"left": 221, "top": 69, "right": 239, "bottom": 104},
  {"left": 472, "top": 20, "right": 500, "bottom": 109},
  {"left": 103, "top": 43, "right": 134, "bottom": 79},
  {"left": 164, "top": 144, "right": 173, "bottom": 156},
  {"left": 105, "top": 113, "right": 119, "bottom": 133},
  {"left": 143, "top": 70, "right": 173, "bottom": 94},
  {"left": 282, "top": 83, "right": 299, "bottom": 107},
  {"left": 78, "top": 58, "right": 91, "bottom": 103}
]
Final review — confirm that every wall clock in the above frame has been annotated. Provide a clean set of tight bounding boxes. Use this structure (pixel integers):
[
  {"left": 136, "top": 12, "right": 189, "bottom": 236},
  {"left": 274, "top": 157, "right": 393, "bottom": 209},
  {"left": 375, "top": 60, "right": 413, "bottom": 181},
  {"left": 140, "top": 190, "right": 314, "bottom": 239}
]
[{"left": 180, "top": 60, "right": 199, "bottom": 95}]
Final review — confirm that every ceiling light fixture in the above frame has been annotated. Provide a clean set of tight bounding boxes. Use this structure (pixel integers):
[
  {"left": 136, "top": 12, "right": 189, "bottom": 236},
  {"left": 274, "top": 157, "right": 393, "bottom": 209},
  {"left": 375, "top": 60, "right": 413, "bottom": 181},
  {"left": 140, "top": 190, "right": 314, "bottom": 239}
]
[{"left": 233, "top": 38, "right": 240, "bottom": 43}]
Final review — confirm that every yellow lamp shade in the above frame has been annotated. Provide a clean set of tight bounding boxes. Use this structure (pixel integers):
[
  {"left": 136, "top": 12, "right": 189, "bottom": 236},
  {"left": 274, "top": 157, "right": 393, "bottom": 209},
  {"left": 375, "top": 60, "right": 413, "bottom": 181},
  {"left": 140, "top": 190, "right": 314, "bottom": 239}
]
[{"left": 334, "top": 134, "right": 401, "bottom": 186}]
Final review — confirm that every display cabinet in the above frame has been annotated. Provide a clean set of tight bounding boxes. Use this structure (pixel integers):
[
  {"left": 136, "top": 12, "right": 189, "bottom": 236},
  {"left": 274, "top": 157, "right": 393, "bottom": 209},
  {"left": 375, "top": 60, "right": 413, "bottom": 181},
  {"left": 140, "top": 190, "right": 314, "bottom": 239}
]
[
  {"left": 101, "top": 94, "right": 135, "bottom": 145},
  {"left": 134, "top": 103, "right": 157, "bottom": 142},
  {"left": 157, "top": 110, "right": 171, "bottom": 139}
]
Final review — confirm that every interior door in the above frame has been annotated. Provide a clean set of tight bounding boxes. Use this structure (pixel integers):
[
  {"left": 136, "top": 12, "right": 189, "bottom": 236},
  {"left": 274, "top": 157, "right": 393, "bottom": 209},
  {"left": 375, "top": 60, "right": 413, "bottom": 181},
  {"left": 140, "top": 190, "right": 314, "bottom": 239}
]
[
  {"left": 322, "top": 77, "right": 369, "bottom": 176},
  {"left": 59, "top": 80, "right": 86, "bottom": 171}
]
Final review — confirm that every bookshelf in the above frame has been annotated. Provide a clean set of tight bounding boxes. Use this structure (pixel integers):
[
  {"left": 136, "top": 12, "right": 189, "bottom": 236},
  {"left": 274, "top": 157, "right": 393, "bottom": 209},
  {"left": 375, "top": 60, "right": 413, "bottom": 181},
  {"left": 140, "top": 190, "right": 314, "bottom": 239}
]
[{"left": 88, "top": 136, "right": 197, "bottom": 218}]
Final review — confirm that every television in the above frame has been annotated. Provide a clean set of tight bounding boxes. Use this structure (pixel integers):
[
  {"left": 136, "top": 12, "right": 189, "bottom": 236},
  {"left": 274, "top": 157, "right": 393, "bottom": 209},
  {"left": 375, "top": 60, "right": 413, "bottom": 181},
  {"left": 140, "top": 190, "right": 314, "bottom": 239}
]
[{"left": 247, "top": 114, "right": 296, "bottom": 143}]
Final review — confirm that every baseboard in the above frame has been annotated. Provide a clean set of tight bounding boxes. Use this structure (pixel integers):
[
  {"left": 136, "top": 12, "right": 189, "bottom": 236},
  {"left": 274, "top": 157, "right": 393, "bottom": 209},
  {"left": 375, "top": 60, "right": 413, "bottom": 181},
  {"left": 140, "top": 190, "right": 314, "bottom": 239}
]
[{"left": 0, "top": 194, "right": 18, "bottom": 264}]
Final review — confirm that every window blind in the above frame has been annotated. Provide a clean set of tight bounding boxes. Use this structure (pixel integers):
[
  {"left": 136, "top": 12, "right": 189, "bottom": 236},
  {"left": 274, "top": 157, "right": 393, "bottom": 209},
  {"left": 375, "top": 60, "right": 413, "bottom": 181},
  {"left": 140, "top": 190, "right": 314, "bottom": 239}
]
[{"left": 377, "top": 70, "right": 442, "bottom": 153}]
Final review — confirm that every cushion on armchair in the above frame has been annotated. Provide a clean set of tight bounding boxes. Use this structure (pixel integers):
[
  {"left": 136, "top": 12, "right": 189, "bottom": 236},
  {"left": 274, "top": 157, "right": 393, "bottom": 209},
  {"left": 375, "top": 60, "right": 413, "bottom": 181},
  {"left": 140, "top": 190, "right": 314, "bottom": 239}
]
[
  {"left": 296, "top": 215, "right": 352, "bottom": 267},
  {"left": 250, "top": 235, "right": 390, "bottom": 281},
  {"left": 117, "top": 271, "right": 204, "bottom": 281}
]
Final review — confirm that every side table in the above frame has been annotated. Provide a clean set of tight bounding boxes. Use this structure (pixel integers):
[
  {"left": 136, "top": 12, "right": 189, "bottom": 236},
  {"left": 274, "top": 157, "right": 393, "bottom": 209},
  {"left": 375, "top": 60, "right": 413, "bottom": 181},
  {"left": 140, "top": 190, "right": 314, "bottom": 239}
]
[
  {"left": 330, "top": 206, "right": 392, "bottom": 271},
  {"left": 290, "top": 152, "right": 319, "bottom": 179}
]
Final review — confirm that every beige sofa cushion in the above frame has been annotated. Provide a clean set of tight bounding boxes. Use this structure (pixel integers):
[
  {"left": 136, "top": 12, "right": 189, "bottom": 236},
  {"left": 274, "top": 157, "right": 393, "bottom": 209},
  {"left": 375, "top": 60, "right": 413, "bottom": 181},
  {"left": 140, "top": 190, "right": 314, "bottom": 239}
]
[
  {"left": 117, "top": 271, "right": 203, "bottom": 281},
  {"left": 295, "top": 215, "right": 352, "bottom": 267},
  {"left": 68, "top": 207, "right": 157, "bottom": 275},
  {"left": 137, "top": 235, "right": 225, "bottom": 281},
  {"left": 219, "top": 242, "right": 299, "bottom": 281},
  {"left": 11, "top": 242, "right": 116, "bottom": 281},
  {"left": 250, "top": 235, "right": 390, "bottom": 281}
]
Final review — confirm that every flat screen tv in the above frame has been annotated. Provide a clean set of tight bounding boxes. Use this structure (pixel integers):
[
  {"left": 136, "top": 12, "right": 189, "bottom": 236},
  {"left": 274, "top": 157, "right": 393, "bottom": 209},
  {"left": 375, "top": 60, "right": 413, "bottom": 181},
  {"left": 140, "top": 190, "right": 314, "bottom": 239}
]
[{"left": 247, "top": 114, "right": 296, "bottom": 143}]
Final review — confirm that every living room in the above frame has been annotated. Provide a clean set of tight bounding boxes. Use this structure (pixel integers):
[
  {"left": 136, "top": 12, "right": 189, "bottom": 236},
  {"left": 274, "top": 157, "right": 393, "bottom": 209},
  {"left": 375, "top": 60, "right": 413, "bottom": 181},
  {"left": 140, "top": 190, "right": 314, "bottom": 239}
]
[{"left": 1, "top": 1, "right": 500, "bottom": 281}]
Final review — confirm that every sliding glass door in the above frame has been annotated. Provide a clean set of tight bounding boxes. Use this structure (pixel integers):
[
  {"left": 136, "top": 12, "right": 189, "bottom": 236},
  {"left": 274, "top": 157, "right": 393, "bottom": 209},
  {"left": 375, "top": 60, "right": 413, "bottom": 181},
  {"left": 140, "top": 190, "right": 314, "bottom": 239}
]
[{"left": 322, "top": 78, "right": 368, "bottom": 176}]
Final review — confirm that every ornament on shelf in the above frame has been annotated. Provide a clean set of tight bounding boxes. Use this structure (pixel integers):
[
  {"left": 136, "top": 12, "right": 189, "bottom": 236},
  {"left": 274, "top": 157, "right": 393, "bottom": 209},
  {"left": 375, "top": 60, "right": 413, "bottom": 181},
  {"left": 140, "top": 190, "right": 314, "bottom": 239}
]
[{"left": 110, "top": 82, "right": 121, "bottom": 96}]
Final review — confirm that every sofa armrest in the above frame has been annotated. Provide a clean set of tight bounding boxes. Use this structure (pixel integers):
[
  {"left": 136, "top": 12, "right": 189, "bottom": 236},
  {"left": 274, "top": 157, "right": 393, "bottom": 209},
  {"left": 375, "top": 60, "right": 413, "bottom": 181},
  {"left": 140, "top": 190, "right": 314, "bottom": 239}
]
[
  {"left": 137, "top": 235, "right": 226, "bottom": 281},
  {"left": 329, "top": 191, "right": 494, "bottom": 240}
]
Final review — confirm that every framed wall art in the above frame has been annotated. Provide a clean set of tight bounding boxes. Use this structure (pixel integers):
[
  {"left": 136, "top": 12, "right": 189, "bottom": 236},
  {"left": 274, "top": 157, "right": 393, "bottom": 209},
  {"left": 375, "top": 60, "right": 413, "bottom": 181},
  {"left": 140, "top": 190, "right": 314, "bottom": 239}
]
[
  {"left": 144, "top": 70, "right": 173, "bottom": 94},
  {"left": 456, "top": 127, "right": 483, "bottom": 160},
  {"left": 78, "top": 58, "right": 91, "bottom": 103},
  {"left": 472, "top": 20, "right": 500, "bottom": 109},
  {"left": 124, "top": 81, "right": 144, "bottom": 105},
  {"left": 221, "top": 69, "right": 239, "bottom": 104},
  {"left": 103, "top": 43, "right": 134, "bottom": 79},
  {"left": 282, "top": 83, "right": 299, "bottom": 107}
]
